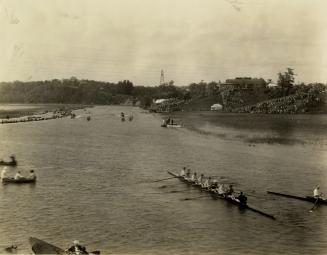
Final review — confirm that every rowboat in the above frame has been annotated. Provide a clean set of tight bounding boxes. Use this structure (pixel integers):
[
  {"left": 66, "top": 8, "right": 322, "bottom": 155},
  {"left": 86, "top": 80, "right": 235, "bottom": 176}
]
[
  {"left": 2, "top": 177, "right": 36, "bottom": 184},
  {"left": 0, "top": 161, "right": 17, "bottom": 166},
  {"left": 29, "top": 237, "right": 100, "bottom": 255},
  {"left": 29, "top": 237, "right": 65, "bottom": 254},
  {"left": 267, "top": 191, "right": 327, "bottom": 205},
  {"left": 161, "top": 124, "right": 183, "bottom": 128},
  {"left": 168, "top": 171, "right": 276, "bottom": 220}
]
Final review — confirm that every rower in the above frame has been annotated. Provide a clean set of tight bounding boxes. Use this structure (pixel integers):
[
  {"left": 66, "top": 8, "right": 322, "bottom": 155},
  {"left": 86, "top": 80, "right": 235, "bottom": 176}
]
[
  {"left": 226, "top": 184, "right": 234, "bottom": 196},
  {"left": 185, "top": 169, "right": 191, "bottom": 180},
  {"left": 180, "top": 167, "right": 186, "bottom": 177},
  {"left": 217, "top": 184, "right": 225, "bottom": 195},
  {"left": 190, "top": 172, "right": 197, "bottom": 182},
  {"left": 10, "top": 155, "right": 17, "bottom": 164},
  {"left": 202, "top": 177, "right": 212, "bottom": 189},
  {"left": 197, "top": 174, "right": 204, "bottom": 185},
  {"left": 237, "top": 192, "right": 248, "bottom": 205},
  {"left": 66, "top": 240, "right": 88, "bottom": 255},
  {"left": 210, "top": 179, "right": 218, "bottom": 190},
  {"left": 28, "top": 170, "right": 37, "bottom": 180},
  {"left": 313, "top": 185, "right": 322, "bottom": 198},
  {"left": 14, "top": 171, "right": 24, "bottom": 180}
]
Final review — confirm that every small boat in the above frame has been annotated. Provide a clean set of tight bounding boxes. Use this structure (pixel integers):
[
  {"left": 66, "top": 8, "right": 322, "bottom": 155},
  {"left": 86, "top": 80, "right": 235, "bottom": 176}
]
[
  {"left": 267, "top": 191, "right": 327, "bottom": 205},
  {"left": 2, "top": 177, "right": 36, "bottom": 184},
  {"left": 168, "top": 171, "right": 275, "bottom": 220},
  {"left": 29, "top": 237, "right": 65, "bottom": 254},
  {"left": 29, "top": 237, "right": 100, "bottom": 255},
  {"left": 0, "top": 161, "right": 17, "bottom": 166}
]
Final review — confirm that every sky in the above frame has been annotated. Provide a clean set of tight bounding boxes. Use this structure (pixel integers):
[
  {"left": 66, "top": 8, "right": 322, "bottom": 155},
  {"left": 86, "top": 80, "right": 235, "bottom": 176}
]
[{"left": 1, "top": 0, "right": 327, "bottom": 86}]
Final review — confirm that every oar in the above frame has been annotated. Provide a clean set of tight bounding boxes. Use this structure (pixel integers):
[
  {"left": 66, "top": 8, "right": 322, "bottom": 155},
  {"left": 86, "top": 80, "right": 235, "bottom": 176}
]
[
  {"left": 309, "top": 198, "right": 320, "bottom": 212},
  {"left": 181, "top": 195, "right": 208, "bottom": 201},
  {"left": 153, "top": 177, "right": 177, "bottom": 182},
  {"left": 90, "top": 251, "right": 100, "bottom": 255}
]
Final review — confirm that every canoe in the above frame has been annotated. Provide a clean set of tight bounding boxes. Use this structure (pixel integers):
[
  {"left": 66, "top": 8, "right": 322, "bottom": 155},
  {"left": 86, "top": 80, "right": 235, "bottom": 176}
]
[
  {"left": 168, "top": 171, "right": 275, "bottom": 220},
  {"left": 0, "top": 161, "right": 17, "bottom": 166},
  {"left": 2, "top": 177, "right": 36, "bottom": 184},
  {"left": 267, "top": 191, "right": 327, "bottom": 205},
  {"left": 29, "top": 237, "right": 65, "bottom": 254}
]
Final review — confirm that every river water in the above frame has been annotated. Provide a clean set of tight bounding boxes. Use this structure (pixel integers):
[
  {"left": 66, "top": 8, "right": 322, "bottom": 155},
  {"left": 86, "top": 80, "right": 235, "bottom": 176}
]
[{"left": 0, "top": 105, "right": 326, "bottom": 255}]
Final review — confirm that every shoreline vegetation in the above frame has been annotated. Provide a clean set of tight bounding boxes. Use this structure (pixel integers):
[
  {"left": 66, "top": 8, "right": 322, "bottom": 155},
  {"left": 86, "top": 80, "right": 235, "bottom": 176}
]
[{"left": 0, "top": 69, "right": 327, "bottom": 115}]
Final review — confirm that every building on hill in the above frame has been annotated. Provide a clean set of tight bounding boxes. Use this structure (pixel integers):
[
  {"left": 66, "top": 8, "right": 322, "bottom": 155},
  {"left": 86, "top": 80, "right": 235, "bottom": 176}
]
[{"left": 220, "top": 77, "right": 267, "bottom": 91}]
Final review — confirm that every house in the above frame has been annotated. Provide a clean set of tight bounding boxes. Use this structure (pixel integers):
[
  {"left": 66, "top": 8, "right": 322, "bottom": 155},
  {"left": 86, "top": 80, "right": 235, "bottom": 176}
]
[{"left": 220, "top": 77, "right": 267, "bottom": 91}]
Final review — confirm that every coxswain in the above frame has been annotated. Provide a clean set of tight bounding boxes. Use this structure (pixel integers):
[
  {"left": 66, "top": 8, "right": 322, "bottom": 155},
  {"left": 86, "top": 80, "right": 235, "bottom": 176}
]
[
  {"left": 14, "top": 171, "right": 24, "bottom": 180},
  {"left": 313, "top": 186, "right": 322, "bottom": 198},
  {"left": 210, "top": 179, "right": 218, "bottom": 190},
  {"left": 190, "top": 172, "right": 197, "bottom": 182},
  {"left": 180, "top": 167, "right": 186, "bottom": 177},
  {"left": 28, "top": 170, "right": 37, "bottom": 180},
  {"left": 237, "top": 192, "right": 248, "bottom": 205},
  {"left": 66, "top": 240, "right": 88, "bottom": 255}
]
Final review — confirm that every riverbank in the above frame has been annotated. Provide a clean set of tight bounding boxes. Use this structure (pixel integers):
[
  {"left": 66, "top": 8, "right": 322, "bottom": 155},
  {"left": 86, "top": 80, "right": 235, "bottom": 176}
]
[{"left": 0, "top": 104, "right": 89, "bottom": 123}]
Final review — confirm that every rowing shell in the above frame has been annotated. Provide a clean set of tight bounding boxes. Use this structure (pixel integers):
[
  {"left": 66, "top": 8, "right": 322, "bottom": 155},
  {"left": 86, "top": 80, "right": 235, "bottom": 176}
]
[
  {"left": 168, "top": 171, "right": 276, "bottom": 220},
  {"left": 267, "top": 191, "right": 327, "bottom": 205}
]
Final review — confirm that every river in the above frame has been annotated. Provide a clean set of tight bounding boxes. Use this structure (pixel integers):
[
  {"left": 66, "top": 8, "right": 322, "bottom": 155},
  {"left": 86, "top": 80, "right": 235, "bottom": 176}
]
[{"left": 0, "top": 105, "right": 326, "bottom": 254}]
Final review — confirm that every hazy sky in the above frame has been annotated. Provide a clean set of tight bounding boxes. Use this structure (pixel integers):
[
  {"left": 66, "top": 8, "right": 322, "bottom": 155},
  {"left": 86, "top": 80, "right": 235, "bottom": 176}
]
[{"left": 1, "top": 0, "right": 327, "bottom": 85}]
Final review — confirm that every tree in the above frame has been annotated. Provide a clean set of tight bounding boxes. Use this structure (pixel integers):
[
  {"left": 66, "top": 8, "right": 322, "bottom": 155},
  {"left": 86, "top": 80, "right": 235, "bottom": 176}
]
[{"left": 277, "top": 68, "right": 295, "bottom": 96}]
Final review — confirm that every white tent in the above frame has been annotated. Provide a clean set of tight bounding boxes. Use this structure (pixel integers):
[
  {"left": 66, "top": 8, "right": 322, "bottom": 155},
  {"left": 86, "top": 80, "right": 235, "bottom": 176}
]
[{"left": 211, "top": 103, "right": 223, "bottom": 111}]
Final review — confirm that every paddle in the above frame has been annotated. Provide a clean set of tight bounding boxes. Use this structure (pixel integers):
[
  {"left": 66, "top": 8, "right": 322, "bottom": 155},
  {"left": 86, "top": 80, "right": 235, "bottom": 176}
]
[
  {"left": 153, "top": 177, "right": 177, "bottom": 182},
  {"left": 181, "top": 195, "right": 208, "bottom": 201}
]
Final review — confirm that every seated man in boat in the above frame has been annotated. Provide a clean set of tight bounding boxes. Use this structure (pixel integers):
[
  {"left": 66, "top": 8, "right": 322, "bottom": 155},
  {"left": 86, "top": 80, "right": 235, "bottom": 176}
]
[
  {"left": 179, "top": 167, "right": 186, "bottom": 177},
  {"left": 197, "top": 174, "right": 204, "bottom": 185},
  {"left": 66, "top": 240, "right": 88, "bottom": 254},
  {"left": 209, "top": 179, "right": 218, "bottom": 190},
  {"left": 10, "top": 155, "right": 17, "bottom": 164},
  {"left": 313, "top": 186, "right": 322, "bottom": 199},
  {"left": 225, "top": 184, "right": 234, "bottom": 196},
  {"left": 28, "top": 170, "right": 37, "bottom": 180},
  {"left": 185, "top": 169, "right": 191, "bottom": 180},
  {"left": 217, "top": 184, "right": 225, "bottom": 195},
  {"left": 237, "top": 192, "right": 248, "bottom": 205},
  {"left": 190, "top": 172, "right": 197, "bottom": 182},
  {"left": 14, "top": 171, "right": 24, "bottom": 180},
  {"left": 202, "top": 177, "right": 212, "bottom": 189}
]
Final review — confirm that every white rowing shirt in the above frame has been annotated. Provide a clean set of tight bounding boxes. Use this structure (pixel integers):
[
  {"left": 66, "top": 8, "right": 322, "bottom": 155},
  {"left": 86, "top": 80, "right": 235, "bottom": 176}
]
[{"left": 313, "top": 188, "right": 320, "bottom": 197}]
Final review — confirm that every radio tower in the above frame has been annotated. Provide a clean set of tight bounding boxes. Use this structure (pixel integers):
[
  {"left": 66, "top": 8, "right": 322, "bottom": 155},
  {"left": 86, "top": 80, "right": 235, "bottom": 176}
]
[{"left": 160, "top": 70, "right": 165, "bottom": 85}]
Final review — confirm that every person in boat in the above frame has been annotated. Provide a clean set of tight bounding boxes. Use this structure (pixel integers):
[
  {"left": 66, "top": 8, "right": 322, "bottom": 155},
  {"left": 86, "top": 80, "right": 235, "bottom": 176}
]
[
  {"left": 162, "top": 119, "right": 167, "bottom": 127},
  {"left": 225, "top": 184, "right": 234, "bottom": 196},
  {"left": 190, "top": 172, "right": 197, "bottom": 182},
  {"left": 28, "top": 170, "right": 37, "bottom": 180},
  {"left": 14, "top": 171, "right": 24, "bottom": 180},
  {"left": 66, "top": 240, "right": 88, "bottom": 255},
  {"left": 185, "top": 169, "right": 191, "bottom": 180},
  {"left": 202, "top": 177, "right": 212, "bottom": 189},
  {"left": 210, "top": 179, "right": 218, "bottom": 190},
  {"left": 313, "top": 186, "right": 322, "bottom": 198},
  {"left": 180, "top": 167, "right": 186, "bottom": 177},
  {"left": 197, "top": 174, "right": 204, "bottom": 185},
  {"left": 10, "top": 155, "right": 17, "bottom": 164},
  {"left": 237, "top": 192, "right": 248, "bottom": 205},
  {"left": 217, "top": 184, "right": 225, "bottom": 195},
  {"left": 1, "top": 167, "right": 9, "bottom": 180}
]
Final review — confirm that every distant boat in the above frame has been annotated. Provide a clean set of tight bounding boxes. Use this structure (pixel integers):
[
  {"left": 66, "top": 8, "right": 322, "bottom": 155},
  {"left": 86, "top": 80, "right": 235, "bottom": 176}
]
[
  {"left": 2, "top": 177, "right": 36, "bottom": 184},
  {"left": 0, "top": 160, "right": 17, "bottom": 166}
]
